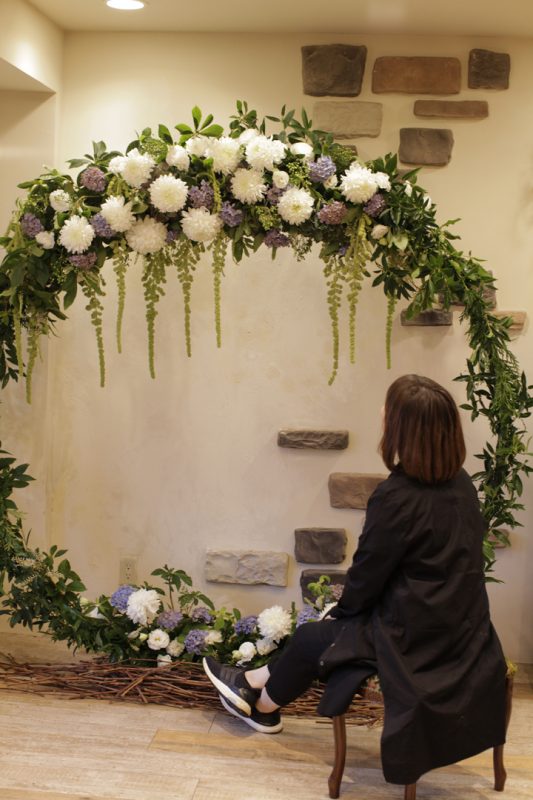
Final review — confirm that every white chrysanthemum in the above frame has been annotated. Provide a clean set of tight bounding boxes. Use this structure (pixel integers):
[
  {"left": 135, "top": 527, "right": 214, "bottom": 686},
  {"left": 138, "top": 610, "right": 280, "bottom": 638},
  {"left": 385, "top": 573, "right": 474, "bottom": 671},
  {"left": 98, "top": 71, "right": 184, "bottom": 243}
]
[
  {"left": 290, "top": 141, "right": 314, "bottom": 159},
  {"left": 375, "top": 172, "right": 391, "bottom": 191},
  {"left": 181, "top": 207, "right": 223, "bottom": 243},
  {"left": 126, "top": 588, "right": 161, "bottom": 626},
  {"left": 58, "top": 215, "right": 95, "bottom": 254},
  {"left": 121, "top": 148, "right": 155, "bottom": 188},
  {"left": 236, "top": 641, "right": 256, "bottom": 663},
  {"left": 204, "top": 630, "right": 223, "bottom": 646},
  {"left": 206, "top": 136, "right": 242, "bottom": 175},
  {"left": 277, "top": 187, "right": 314, "bottom": 226},
  {"left": 273, "top": 170, "right": 289, "bottom": 189},
  {"left": 239, "top": 128, "right": 260, "bottom": 146},
  {"left": 108, "top": 155, "right": 127, "bottom": 175},
  {"left": 126, "top": 217, "right": 167, "bottom": 255},
  {"left": 167, "top": 639, "right": 185, "bottom": 657},
  {"left": 257, "top": 605, "right": 292, "bottom": 642},
  {"left": 371, "top": 224, "right": 389, "bottom": 240},
  {"left": 230, "top": 168, "right": 266, "bottom": 204},
  {"left": 256, "top": 637, "right": 277, "bottom": 656},
  {"left": 35, "top": 230, "right": 55, "bottom": 249},
  {"left": 166, "top": 144, "right": 190, "bottom": 170},
  {"left": 147, "top": 628, "right": 171, "bottom": 651},
  {"left": 157, "top": 654, "right": 173, "bottom": 667},
  {"left": 49, "top": 189, "right": 71, "bottom": 212},
  {"left": 149, "top": 175, "right": 188, "bottom": 213},
  {"left": 324, "top": 174, "right": 338, "bottom": 190},
  {"left": 185, "top": 136, "right": 209, "bottom": 157},
  {"left": 340, "top": 163, "right": 379, "bottom": 205},
  {"left": 100, "top": 195, "right": 135, "bottom": 232},
  {"left": 245, "top": 135, "right": 286, "bottom": 171}
]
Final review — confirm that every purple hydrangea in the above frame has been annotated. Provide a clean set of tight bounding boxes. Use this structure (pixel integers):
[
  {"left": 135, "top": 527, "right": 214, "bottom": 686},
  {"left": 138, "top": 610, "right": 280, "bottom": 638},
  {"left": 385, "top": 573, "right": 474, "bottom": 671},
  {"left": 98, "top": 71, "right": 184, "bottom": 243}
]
[
  {"left": 157, "top": 609, "right": 184, "bottom": 630},
  {"left": 184, "top": 628, "right": 208, "bottom": 655},
  {"left": 110, "top": 584, "right": 136, "bottom": 613},
  {"left": 69, "top": 252, "right": 97, "bottom": 270},
  {"left": 188, "top": 180, "right": 214, "bottom": 209},
  {"left": 190, "top": 606, "right": 214, "bottom": 624},
  {"left": 264, "top": 229, "right": 290, "bottom": 248},
  {"left": 317, "top": 201, "right": 348, "bottom": 225},
  {"left": 309, "top": 156, "right": 336, "bottom": 183},
  {"left": 363, "top": 193, "right": 386, "bottom": 219},
  {"left": 20, "top": 213, "right": 43, "bottom": 238},
  {"left": 234, "top": 615, "right": 258, "bottom": 636},
  {"left": 80, "top": 166, "right": 106, "bottom": 193},
  {"left": 296, "top": 606, "right": 319, "bottom": 627},
  {"left": 266, "top": 186, "right": 285, "bottom": 205},
  {"left": 219, "top": 201, "right": 244, "bottom": 228},
  {"left": 91, "top": 213, "right": 115, "bottom": 239}
]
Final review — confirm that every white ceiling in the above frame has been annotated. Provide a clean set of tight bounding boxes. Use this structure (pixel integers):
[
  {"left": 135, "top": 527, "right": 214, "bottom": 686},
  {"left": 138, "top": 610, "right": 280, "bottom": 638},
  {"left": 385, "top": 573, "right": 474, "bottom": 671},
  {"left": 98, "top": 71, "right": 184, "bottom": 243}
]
[{"left": 27, "top": 0, "right": 533, "bottom": 36}]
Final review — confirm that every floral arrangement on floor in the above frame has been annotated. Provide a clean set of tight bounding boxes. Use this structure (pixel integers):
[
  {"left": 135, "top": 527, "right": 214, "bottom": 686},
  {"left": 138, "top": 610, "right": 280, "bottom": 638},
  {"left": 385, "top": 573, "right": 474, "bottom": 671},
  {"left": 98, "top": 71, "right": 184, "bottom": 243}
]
[{"left": 0, "top": 100, "right": 531, "bottom": 585}]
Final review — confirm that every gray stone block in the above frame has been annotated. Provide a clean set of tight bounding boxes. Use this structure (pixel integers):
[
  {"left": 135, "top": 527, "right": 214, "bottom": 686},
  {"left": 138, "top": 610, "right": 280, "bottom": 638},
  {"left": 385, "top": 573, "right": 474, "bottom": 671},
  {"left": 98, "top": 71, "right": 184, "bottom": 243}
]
[
  {"left": 300, "top": 569, "right": 347, "bottom": 604},
  {"left": 328, "top": 473, "right": 387, "bottom": 510},
  {"left": 294, "top": 528, "right": 347, "bottom": 564},
  {"left": 372, "top": 57, "right": 461, "bottom": 94},
  {"left": 401, "top": 309, "right": 453, "bottom": 326},
  {"left": 313, "top": 101, "right": 383, "bottom": 139},
  {"left": 399, "top": 128, "right": 454, "bottom": 166},
  {"left": 468, "top": 49, "right": 510, "bottom": 90},
  {"left": 414, "top": 100, "right": 489, "bottom": 119},
  {"left": 278, "top": 429, "right": 349, "bottom": 450},
  {"left": 302, "top": 44, "right": 367, "bottom": 97},
  {"left": 205, "top": 550, "right": 289, "bottom": 586}
]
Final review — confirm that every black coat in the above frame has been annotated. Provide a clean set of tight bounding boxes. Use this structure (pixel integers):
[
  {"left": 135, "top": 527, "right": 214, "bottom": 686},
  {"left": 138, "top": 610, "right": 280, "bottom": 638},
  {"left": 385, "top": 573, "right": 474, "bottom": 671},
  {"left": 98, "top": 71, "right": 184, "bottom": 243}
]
[{"left": 317, "top": 467, "right": 507, "bottom": 785}]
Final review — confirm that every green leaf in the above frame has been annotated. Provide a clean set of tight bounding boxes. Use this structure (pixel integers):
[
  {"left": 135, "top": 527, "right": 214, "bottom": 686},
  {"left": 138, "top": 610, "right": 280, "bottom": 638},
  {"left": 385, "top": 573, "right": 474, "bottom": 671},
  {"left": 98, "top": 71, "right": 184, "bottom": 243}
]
[
  {"left": 63, "top": 272, "right": 78, "bottom": 310},
  {"left": 175, "top": 124, "right": 193, "bottom": 134},
  {"left": 191, "top": 106, "right": 202, "bottom": 130},
  {"left": 158, "top": 124, "right": 173, "bottom": 144},
  {"left": 200, "top": 124, "right": 223, "bottom": 138}
]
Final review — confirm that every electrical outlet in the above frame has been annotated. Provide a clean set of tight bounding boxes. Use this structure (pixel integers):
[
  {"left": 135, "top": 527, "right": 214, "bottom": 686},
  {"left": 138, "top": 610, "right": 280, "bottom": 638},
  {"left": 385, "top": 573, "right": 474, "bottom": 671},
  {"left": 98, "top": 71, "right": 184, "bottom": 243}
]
[{"left": 119, "top": 557, "right": 138, "bottom": 585}]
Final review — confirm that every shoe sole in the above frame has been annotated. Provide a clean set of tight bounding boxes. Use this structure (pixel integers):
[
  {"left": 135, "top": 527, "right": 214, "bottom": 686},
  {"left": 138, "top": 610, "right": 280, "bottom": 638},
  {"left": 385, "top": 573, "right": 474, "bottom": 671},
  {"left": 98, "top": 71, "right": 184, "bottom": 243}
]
[
  {"left": 202, "top": 657, "right": 252, "bottom": 716},
  {"left": 219, "top": 695, "right": 283, "bottom": 734}
]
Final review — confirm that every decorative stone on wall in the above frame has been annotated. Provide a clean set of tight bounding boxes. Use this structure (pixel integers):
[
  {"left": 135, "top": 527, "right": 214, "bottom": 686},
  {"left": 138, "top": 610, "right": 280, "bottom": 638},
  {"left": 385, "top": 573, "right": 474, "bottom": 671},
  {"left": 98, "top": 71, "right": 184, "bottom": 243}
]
[
  {"left": 468, "top": 49, "right": 511, "bottom": 90},
  {"left": 401, "top": 309, "right": 453, "bottom": 326},
  {"left": 372, "top": 57, "right": 461, "bottom": 95},
  {"left": 294, "top": 528, "right": 347, "bottom": 564},
  {"left": 399, "top": 128, "right": 454, "bottom": 166},
  {"left": 205, "top": 550, "right": 289, "bottom": 586},
  {"left": 277, "top": 429, "right": 349, "bottom": 450},
  {"left": 313, "top": 101, "right": 383, "bottom": 138},
  {"left": 301, "top": 44, "right": 367, "bottom": 97},
  {"left": 414, "top": 100, "right": 489, "bottom": 119},
  {"left": 329, "top": 473, "right": 387, "bottom": 510},
  {"left": 300, "top": 569, "right": 347, "bottom": 604},
  {"left": 438, "top": 272, "right": 496, "bottom": 309},
  {"left": 492, "top": 311, "right": 527, "bottom": 336}
]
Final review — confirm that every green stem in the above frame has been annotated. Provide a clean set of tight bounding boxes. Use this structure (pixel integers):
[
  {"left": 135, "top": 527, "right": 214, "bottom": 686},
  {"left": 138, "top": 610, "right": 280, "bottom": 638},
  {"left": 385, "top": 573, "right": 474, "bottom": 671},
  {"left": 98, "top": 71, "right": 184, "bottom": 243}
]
[
  {"left": 385, "top": 294, "right": 396, "bottom": 370},
  {"left": 13, "top": 293, "right": 24, "bottom": 377},
  {"left": 173, "top": 237, "right": 200, "bottom": 358},
  {"left": 211, "top": 234, "right": 228, "bottom": 349},
  {"left": 112, "top": 243, "right": 129, "bottom": 355},
  {"left": 25, "top": 315, "right": 41, "bottom": 404},
  {"left": 80, "top": 273, "right": 106, "bottom": 388},
  {"left": 141, "top": 252, "right": 167, "bottom": 379}
]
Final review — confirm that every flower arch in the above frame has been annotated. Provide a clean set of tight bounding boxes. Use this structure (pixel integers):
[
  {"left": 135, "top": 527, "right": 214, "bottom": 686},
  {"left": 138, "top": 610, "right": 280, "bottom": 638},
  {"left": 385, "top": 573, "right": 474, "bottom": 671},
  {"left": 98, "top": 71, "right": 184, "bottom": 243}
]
[{"left": 0, "top": 102, "right": 531, "bottom": 650}]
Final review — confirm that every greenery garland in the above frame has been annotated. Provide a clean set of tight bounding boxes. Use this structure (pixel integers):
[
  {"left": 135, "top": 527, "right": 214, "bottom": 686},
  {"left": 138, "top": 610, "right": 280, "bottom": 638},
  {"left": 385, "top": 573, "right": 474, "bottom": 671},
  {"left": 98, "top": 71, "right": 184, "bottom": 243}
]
[{"left": 0, "top": 100, "right": 531, "bottom": 603}]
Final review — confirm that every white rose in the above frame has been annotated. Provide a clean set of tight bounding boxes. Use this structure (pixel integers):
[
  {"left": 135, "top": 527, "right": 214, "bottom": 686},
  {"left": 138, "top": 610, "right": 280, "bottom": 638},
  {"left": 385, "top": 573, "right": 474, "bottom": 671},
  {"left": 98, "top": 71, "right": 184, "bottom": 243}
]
[
  {"left": 256, "top": 638, "right": 277, "bottom": 656},
  {"left": 157, "top": 654, "right": 173, "bottom": 667},
  {"left": 272, "top": 170, "right": 289, "bottom": 189},
  {"left": 290, "top": 142, "right": 314, "bottom": 159},
  {"left": 371, "top": 224, "right": 390, "bottom": 240},
  {"left": 204, "top": 630, "right": 223, "bottom": 646},
  {"left": 49, "top": 189, "right": 71, "bottom": 212},
  {"left": 88, "top": 606, "right": 104, "bottom": 619},
  {"left": 167, "top": 639, "right": 185, "bottom": 657},
  {"left": 147, "top": 628, "right": 171, "bottom": 651},
  {"left": 237, "top": 641, "right": 257, "bottom": 662},
  {"left": 324, "top": 174, "right": 338, "bottom": 190},
  {"left": 35, "top": 230, "right": 55, "bottom": 249}
]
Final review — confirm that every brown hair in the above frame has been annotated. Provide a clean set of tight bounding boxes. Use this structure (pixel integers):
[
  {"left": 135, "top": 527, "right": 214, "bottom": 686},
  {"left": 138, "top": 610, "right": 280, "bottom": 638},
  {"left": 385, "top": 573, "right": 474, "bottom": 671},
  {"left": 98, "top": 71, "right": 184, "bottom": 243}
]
[{"left": 379, "top": 374, "right": 466, "bottom": 484}]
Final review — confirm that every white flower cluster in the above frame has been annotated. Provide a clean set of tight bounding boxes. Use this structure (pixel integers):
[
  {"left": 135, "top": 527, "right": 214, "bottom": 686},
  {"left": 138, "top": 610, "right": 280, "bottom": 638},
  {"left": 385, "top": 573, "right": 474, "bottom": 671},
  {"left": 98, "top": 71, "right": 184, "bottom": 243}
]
[
  {"left": 340, "top": 164, "right": 391, "bottom": 205},
  {"left": 35, "top": 231, "right": 55, "bottom": 249},
  {"left": 206, "top": 136, "right": 242, "bottom": 175},
  {"left": 126, "top": 217, "right": 168, "bottom": 254},
  {"left": 49, "top": 189, "right": 71, "bottom": 212},
  {"left": 231, "top": 168, "right": 266, "bottom": 204},
  {"left": 165, "top": 144, "right": 190, "bottom": 171},
  {"left": 126, "top": 588, "right": 160, "bottom": 626},
  {"left": 149, "top": 175, "right": 188, "bottom": 213},
  {"left": 257, "top": 605, "right": 292, "bottom": 643},
  {"left": 181, "top": 207, "right": 223, "bottom": 243},
  {"left": 100, "top": 195, "right": 135, "bottom": 232},
  {"left": 112, "top": 148, "right": 155, "bottom": 189},
  {"left": 245, "top": 135, "right": 286, "bottom": 172},
  {"left": 58, "top": 215, "right": 94, "bottom": 253},
  {"left": 278, "top": 187, "right": 314, "bottom": 226}
]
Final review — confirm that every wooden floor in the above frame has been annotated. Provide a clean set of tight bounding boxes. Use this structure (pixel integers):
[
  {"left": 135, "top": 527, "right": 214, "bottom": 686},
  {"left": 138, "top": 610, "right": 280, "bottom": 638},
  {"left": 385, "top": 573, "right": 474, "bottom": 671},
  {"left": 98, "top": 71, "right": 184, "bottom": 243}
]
[{"left": 1, "top": 633, "right": 532, "bottom": 800}]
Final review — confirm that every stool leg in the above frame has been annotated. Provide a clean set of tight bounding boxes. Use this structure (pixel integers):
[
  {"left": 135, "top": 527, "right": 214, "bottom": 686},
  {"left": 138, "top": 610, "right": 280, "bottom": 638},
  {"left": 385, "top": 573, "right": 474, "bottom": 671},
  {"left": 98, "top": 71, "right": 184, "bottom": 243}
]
[
  {"left": 493, "top": 674, "right": 514, "bottom": 792},
  {"left": 328, "top": 715, "right": 347, "bottom": 799},
  {"left": 404, "top": 783, "right": 417, "bottom": 800}
]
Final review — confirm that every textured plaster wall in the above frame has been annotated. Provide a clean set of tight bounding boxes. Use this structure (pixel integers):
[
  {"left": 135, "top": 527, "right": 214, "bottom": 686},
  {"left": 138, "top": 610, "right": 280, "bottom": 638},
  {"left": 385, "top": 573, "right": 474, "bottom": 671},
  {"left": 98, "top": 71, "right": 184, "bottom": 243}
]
[{"left": 1, "top": 30, "right": 533, "bottom": 660}]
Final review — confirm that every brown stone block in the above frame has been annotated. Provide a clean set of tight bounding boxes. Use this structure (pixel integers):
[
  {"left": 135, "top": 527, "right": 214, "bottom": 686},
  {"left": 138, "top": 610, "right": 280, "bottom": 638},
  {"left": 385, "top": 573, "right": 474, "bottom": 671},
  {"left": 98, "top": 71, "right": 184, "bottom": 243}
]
[
  {"left": 302, "top": 44, "right": 367, "bottom": 97},
  {"left": 492, "top": 311, "right": 527, "bottom": 336},
  {"left": 399, "top": 128, "right": 454, "bottom": 166},
  {"left": 329, "top": 473, "right": 387, "bottom": 510},
  {"left": 414, "top": 100, "right": 489, "bottom": 119},
  {"left": 372, "top": 57, "right": 461, "bottom": 95},
  {"left": 401, "top": 309, "right": 453, "bottom": 326},
  {"left": 278, "top": 429, "right": 349, "bottom": 450},
  {"left": 468, "top": 49, "right": 510, "bottom": 90},
  {"left": 313, "top": 100, "right": 383, "bottom": 138},
  {"left": 295, "top": 528, "right": 348, "bottom": 564},
  {"left": 438, "top": 272, "right": 496, "bottom": 309}
]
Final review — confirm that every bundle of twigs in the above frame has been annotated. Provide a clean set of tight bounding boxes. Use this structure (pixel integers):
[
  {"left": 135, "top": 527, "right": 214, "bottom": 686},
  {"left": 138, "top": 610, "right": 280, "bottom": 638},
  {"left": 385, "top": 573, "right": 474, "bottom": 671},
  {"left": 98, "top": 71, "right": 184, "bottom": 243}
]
[{"left": 0, "top": 655, "right": 384, "bottom": 726}]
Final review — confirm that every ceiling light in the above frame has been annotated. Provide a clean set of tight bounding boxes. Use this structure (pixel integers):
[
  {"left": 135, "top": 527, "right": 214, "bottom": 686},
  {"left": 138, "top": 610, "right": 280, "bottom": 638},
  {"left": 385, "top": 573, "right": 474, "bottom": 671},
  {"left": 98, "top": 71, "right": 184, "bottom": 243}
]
[{"left": 106, "top": 1, "right": 145, "bottom": 10}]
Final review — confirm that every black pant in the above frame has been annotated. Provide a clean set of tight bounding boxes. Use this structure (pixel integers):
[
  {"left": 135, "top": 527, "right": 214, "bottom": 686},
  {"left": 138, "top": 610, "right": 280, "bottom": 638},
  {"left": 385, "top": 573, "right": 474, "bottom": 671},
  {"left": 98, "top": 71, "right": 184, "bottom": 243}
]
[{"left": 264, "top": 619, "right": 342, "bottom": 707}]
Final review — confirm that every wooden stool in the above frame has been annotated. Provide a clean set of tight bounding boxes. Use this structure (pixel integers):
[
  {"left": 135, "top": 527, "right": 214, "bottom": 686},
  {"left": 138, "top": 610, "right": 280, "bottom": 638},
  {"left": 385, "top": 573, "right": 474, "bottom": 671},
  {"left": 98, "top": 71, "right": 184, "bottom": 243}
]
[{"left": 328, "top": 674, "right": 514, "bottom": 799}]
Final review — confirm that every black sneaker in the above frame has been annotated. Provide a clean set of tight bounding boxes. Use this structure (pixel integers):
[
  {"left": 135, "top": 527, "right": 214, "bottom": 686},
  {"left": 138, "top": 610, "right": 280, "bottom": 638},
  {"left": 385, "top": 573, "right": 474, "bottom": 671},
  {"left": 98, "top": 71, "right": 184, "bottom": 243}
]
[
  {"left": 202, "top": 656, "right": 260, "bottom": 716},
  {"left": 219, "top": 694, "right": 283, "bottom": 734}
]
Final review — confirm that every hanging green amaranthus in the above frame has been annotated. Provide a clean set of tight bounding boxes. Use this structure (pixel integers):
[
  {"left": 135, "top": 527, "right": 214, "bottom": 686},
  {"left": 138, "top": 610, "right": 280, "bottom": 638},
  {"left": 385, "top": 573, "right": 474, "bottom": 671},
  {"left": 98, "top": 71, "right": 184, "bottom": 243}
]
[
  {"left": 12, "top": 293, "right": 24, "bottom": 377},
  {"left": 385, "top": 294, "right": 396, "bottom": 370},
  {"left": 24, "top": 311, "right": 47, "bottom": 404},
  {"left": 345, "top": 216, "right": 372, "bottom": 365},
  {"left": 321, "top": 252, "right": 345, "bottom": 386},
  {"left": 209, "top": 233, "right": 229, "bottom": 349},
  {"left": 80, "top": 272, "right": 106, "bottom": 388},
  {"left": 141, "top": 252, "right": 168, "bottom": 379},
  {"left": 173, "top": 237, "right": 201, "bottom": 358},
  {"left": 112, "top": 241, "right": 130, "bottom": 355}
]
